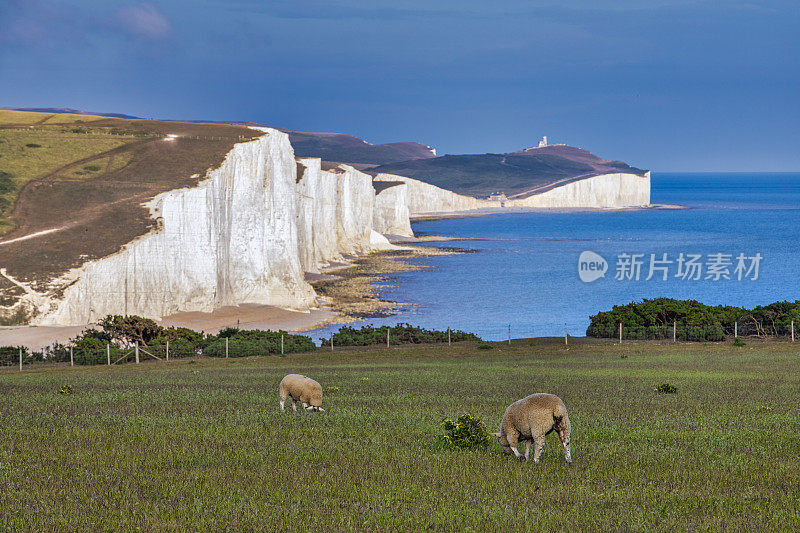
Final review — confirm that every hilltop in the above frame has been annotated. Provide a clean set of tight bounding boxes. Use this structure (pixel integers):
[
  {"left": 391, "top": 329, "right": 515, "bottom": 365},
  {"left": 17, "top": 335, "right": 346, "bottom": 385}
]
[
  {"left": 368, "top": 143, "right": 647, "bottom": 197},
  {"left": 276, "top": 128, "right": 437, "bottom": 167}
]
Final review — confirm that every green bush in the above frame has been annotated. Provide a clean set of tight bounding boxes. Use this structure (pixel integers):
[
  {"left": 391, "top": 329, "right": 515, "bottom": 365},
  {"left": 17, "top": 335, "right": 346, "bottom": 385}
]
[
  {"left": 0, "top": 346, "right": 28, "bottom": 366},
  {"left": 733, "top": 337, "right": 746, "bottom": 347},
  {"left": 321, "top": 324, "right": 480, "bottom": 347},
  {"left": 204, "top": 329, "right": 315, "bottom": 357},
  {"left": 477, "top": 344, "right": 494, "bottom": 350},
  {"left": 435, "top": 414, "right": 492, "bottom": 450},
  {"left": 587, "top": 298, "right": 800, "bottom": 341},
  {"left": 655, "top": 383, "right": 678, "bottom": 394}
]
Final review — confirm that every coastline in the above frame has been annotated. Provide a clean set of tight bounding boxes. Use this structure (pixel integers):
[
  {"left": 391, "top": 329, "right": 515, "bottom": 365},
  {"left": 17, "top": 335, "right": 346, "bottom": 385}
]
[{"left": 410, "top": 203, "right": 687, "bottom": 222}]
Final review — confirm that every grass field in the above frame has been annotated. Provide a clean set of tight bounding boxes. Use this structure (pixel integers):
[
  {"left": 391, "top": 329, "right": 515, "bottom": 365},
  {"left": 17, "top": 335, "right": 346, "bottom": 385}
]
[{"left": 1, "top": 339, "right": 798, "bottom": 530}]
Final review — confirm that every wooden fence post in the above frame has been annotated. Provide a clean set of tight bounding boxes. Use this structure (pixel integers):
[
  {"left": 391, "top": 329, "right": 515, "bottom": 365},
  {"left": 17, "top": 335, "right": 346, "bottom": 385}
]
[
  {"left": 225, "top": 337, "right": 229, "bottom": 358},
  {"left": 386, "top": 328, "right": 389, "bottom": 348},
  {"left": 19, "top": 347, "right": 22, "bottom": 371},
  {"left": 281, "top": 334, "right": 284, "bottom": 355},
  {"left": 673, "top": 321, "right": 676, "bottom": 343},
  {"left": 792, "top": 321, "right": 795, "bottom": 343},
  {"left": 619, "top": 323, "right": 622, "bottom": 345},
  {"left": 70, "top": 346, "right": 74, "bottom": 367},
  {"left": 107, "top": 343, "right": 111, "bottom": 365},
  {"left": 448, "top": 328, "right": 451, "bottom": 346},
  {"left": 508, "top": 324, "right": 511, "bottom": 345},
  {"left": 330, "top": 332, "right": 334, "bottom": 352},
  {"left": 166, "top": 340, "right": 169, "bottom": 361},
  {"left": 735, "top": 321, "right": 738, "bottom": 338},
  {"left": 135, "top": 343, "right": 140, "bottom": 364},
  {"left": 564, "top": 323, "right": 568, "bottom": 345}
]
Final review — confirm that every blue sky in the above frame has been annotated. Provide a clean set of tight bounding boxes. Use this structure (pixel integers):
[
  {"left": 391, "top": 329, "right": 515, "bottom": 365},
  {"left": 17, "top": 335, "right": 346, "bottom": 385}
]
[{"left": 1, "top": 0, "right": 798, "bottom": 171}]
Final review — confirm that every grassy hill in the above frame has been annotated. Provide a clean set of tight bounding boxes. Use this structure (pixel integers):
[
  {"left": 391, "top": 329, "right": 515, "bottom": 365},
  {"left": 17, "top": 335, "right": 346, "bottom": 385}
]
[
  {"left": 277, "top": 128, "right": 436, "bottom": 166},
  {"left": 0, "top": 110, "right": 259, "bottom": 319},
  {"left": 369, "top": 144, "right": 647, "bottom": 197},
  {"left": 1, "top": 339, "right": 798, "bottom": 529}
]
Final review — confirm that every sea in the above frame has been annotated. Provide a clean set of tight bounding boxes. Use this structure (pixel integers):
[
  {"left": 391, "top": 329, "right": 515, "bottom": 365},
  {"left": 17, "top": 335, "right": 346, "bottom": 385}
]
[{"left": 304, "top": 173, "right": 800, "bottom": 342}]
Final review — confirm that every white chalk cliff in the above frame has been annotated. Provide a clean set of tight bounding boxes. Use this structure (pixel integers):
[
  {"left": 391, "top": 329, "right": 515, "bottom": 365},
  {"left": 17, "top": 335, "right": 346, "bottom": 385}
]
[
  {"left": 507, "top": 172, "right": 650, "bottom": 208},
  {"left": 4, "top": 128, "right": 650, "bottom": 327}
]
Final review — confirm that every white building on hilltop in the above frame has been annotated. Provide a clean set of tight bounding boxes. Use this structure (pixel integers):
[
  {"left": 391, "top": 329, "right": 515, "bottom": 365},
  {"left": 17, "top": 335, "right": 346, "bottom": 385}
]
[{"left": 538, "top": 135, "right": 548, "bottom": 148}]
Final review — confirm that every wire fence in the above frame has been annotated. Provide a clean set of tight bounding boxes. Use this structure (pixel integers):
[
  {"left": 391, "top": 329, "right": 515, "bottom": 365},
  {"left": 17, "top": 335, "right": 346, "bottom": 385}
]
[{"left": 2, "top": 319, "right": 796, "bottom": 370}]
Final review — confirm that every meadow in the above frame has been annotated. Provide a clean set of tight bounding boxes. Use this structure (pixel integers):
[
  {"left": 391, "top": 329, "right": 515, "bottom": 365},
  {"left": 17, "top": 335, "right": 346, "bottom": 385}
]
[{"left": 1, "top": 338, "right": 798, "bottom": 530}]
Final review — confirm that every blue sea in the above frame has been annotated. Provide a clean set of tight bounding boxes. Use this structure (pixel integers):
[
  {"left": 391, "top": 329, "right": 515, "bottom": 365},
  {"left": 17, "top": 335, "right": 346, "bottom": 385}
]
[{"left": 305, "top": 173, "right": 800, "bottom": 342}]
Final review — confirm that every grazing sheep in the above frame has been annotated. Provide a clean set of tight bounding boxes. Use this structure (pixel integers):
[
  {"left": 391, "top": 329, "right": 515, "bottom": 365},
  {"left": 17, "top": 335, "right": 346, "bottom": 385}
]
[
  {"left": 490, "top": 393, "right": 571, "bottom": 464},
  {"left": 279, "top": 374, "right": 324, "bottom": 412}
]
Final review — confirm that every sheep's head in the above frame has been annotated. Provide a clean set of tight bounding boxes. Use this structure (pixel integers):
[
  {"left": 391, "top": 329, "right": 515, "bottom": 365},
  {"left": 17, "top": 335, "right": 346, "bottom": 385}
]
[{"left": 489, "top": 432, "right": 512, "bottom": 456}]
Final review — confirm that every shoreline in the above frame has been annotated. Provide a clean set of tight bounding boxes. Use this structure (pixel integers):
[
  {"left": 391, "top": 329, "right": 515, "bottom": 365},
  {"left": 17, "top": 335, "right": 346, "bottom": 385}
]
[{"left": 410, "top": 203, "right": 688, "bottom": 222}]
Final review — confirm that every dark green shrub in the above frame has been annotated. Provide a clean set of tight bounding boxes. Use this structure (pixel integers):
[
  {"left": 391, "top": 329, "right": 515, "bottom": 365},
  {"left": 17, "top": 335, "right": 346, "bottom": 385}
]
[
  {"left": 0, "top": 171, "right": 15, "bottom": 194},
  {"left": 477, "top": 344, "right": 493, "bottom": 350},
  {"left": 0, "top": 346, "right": 27, "bottom": 366},
  {"left": 435, "top": 414, "right": 492, "bottom": 450},
  {"left": 733, "top": 337, "right": 746, "bottom": 347},
  {"left": 655, "top": 383, "right": 678, "bottom": 394},
  {"left": 204, "top": 329, "right": 315, "bottom": 357},
  {"left": 25, "top": 143, "right": 41, "bottom": 148},
  {"left": 58, "top": 384, "right": 73, "bottom": 395},
  {"left": 321, "top": 324, "right": 480, "bottom": 347},
  {"left": 82, "top": 165, "right": 101, "bottom": 172}
]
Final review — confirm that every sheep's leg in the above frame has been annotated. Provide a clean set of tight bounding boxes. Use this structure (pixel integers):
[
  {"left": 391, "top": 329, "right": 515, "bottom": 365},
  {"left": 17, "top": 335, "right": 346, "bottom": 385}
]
[
  {"left": 291, "top": 398, "right": 297, "bottom": 412},
  {"left": 524, "top": 440, "right": 532, "bottom": 460},
  {"left": 558, "top": 429, "right": 572, "bottom": 464},
  {"left": 279, "top": 399, "right": 285, "bottom": 411},
  {"left": 532, "top": 436, "right": 545, "bottom": 463},
  {"left": 507, "top": 433, "right": 524, "bottom": 461}
]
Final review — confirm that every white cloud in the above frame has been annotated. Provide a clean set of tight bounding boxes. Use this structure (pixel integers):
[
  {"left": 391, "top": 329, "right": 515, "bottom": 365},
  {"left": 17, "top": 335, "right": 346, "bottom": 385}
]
[{"left": 117, "top": 3, "right": 172, "bottom": 40}]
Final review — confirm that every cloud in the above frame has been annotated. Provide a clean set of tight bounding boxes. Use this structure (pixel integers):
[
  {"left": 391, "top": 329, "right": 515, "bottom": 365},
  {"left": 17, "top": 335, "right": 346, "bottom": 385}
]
[{"left": 117, "top": 3, "right": 172, "bottom": 40}]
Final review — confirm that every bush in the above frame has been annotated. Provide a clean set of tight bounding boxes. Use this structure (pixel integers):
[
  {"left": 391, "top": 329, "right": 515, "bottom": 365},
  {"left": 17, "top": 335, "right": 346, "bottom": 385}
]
[
  {"left": 587, "top": 298, "right": 800, "bottom": 341},
  {"left": 0, "top": 346, "right": 27, "bottom": 366},
  {"left": 733, "top": 337, "right": 746, "bottom": 347},
  {"left": 82, "top": 165, "right": 101, "bottom": 172},
  {"left": 321, "top": 324, "right": 480, "bottom": 347},
  {"left": 25, "top": 143, "right": 41, "bottom": 148},
  {"left": 655, "top": 383, "right": 678, "bottom": 394},
  {"left": 435, "top": 414, "right": 492, "bottom": 450},
  {"left": 477, "top": 344, "right": 493, "bottom": 350},
  {"left": 204, "top": 329, "right": 315, "bottom": 357}
]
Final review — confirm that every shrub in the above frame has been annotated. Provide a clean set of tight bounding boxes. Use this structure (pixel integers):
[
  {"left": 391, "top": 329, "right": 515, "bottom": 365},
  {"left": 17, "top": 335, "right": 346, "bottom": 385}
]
[
  {"left": 0, "top": 171, "right": 15, "bottom": 194},
  {"left": 733, "top": 337, "right": 746, "bottom": 347},
  {"left": 82, "top": 165, "right": 101, "bottom": 172},
  {"left": 25, "top": 143, "right": 41, "bottom": 148},
  {"left": 655, "top": 383, "right": 678, "bottom": 394},
  {"left": 204, "top": 329, "right": 315, "bottom": 357},
  {"left": 58, "top": 384, "right": 73, "bottom": 395},
  {"left": 435, "top": 414, "right": 492, "bottom": 450},
  {"left": 321, "top": 324, "right": 480, "bottom": 347},
  {"left": 477, "top": 344, "right": 493, "bottom": 350},
  {"left": 0, "top": 346, "right": 27, "bottom": 366}
]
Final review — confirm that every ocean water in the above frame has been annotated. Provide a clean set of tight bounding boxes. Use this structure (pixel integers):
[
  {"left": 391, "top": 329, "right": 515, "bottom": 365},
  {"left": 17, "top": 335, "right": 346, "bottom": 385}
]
[{"left": 305, "top": 173, "right": 800, "bottom": 342}]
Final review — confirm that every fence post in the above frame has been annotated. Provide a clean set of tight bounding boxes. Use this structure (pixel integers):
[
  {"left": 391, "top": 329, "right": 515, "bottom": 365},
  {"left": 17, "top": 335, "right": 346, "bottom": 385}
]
[
  {"left": 792, "top": 321, "right": 795, "bottom": 343},
  {"left": 225, "top": 337, "right": 229, "bottom": 358},
  {"left": 70, "top": 346, "right": 74, "bottom": 367},
  {"left": 448, "top": 328, "right": 451, "bottom": 346},
  {"left": 735, "top": 321, "right": 738, "bottom": 338},
  {"left": 107, "top": 343, "right": 111, "bottom": 365},
  {"left": 619, "top": 323, "right": 622, "bottom": 345},
  {"left": 135, "top": 342, "right": 140, "bottom": 364},
  {"left": 166, "top": 340, "right": 169, "bottom": 361},
  {"left": 508, "top": 324, "right": 511, "bottom": 345},
  {"left": 564, "top": 323, "right": 568, "bottom": 345},
  {"left": 19, "top": 347, "right": 22, "bottom": 371},
  {"left": 281, "top": 334, "right": 284, "bottom": 355},
  {"left": 673, "top": 321, "right": 676, "bottom": 343},
  {"left": 330, "top": 332, "right": 334, "bottom": 352},
  {"left": 386, "top": 328, "right": 389, "bottom": 348}
]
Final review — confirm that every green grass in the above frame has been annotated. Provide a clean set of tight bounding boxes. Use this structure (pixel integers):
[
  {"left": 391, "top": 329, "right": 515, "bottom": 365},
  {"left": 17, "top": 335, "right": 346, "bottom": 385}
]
[
  {"left": 1, "top": 339, "right": 799, "bottom": 530},
  {"left": 0, "top": 128, "right": 138, "bottom": 233}
]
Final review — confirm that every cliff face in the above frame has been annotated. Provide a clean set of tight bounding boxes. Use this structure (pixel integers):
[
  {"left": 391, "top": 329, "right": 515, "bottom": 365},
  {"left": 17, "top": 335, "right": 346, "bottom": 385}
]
[
  {"left": 334, "top": 165, "right": 377, "bottom": 256},
  {"left": 373, "top": 182, "right": 413, "bottom": 237},
  {"left": 507, "top": 172, "right": 650, "bottom": 208},
  {"left": 295, "top": 158, "right": 340, "bottom": 273},
  {"left": 36, "top": 128, "right": 317, "bottom": 325},
  {"left": 373, "top": 173, "right": 493, "bottom": 215}
]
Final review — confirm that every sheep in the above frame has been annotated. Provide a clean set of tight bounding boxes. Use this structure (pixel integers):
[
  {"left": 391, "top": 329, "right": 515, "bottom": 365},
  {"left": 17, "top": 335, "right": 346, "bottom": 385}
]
[
  {"left": 489, "top": 393, "right": 571, "bottom": 464},
  {"left": 279, "top": 374, "right": 324, "bottom": 412}
]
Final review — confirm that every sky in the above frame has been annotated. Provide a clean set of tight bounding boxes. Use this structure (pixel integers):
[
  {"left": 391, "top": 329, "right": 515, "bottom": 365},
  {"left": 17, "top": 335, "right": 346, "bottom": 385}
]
[{"left": 1, "top": 0, "right": 798, "bottom": 171}]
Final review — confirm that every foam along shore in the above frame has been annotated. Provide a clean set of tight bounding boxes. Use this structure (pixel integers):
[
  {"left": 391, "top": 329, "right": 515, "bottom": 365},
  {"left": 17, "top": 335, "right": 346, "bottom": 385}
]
[{"left": 408, "top": 203, "right": 685, "bottom": 222}]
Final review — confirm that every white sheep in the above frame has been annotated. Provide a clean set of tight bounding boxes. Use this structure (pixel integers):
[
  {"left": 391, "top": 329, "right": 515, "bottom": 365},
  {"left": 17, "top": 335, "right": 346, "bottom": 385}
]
[
  {"left": 490, "top": 393, "right": 572, "bottom": 464},
  {"left": 279, "top": 374, "right": 324, "bottom": 412}
]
